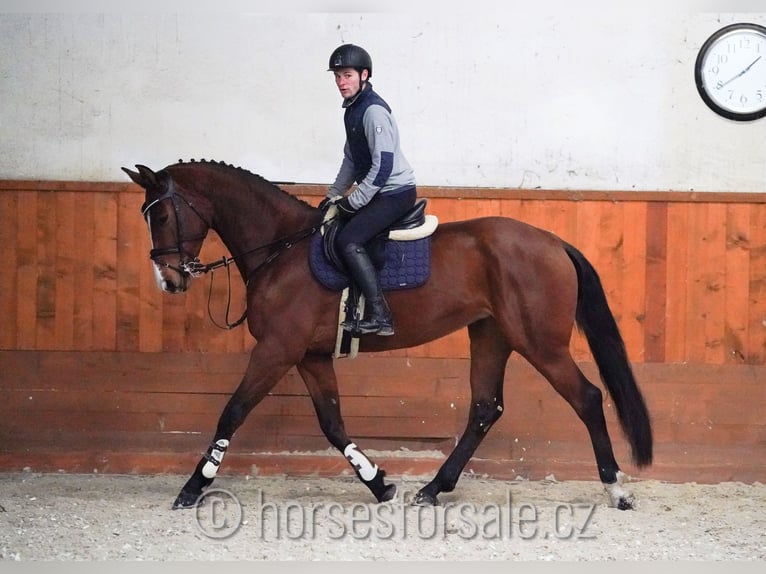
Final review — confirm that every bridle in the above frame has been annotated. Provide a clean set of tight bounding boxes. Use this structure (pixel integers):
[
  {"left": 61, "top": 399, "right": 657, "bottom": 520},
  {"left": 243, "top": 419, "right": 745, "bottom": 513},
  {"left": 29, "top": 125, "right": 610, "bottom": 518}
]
[{"left": 141, "top": 183, "right": 320, "bottom": 329}]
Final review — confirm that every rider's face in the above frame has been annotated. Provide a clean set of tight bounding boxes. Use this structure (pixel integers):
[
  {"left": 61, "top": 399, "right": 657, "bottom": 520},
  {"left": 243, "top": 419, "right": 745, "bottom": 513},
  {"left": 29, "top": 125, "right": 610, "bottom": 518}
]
[{"left": 334, "top": 67, "right": 368, "bottom": 99}]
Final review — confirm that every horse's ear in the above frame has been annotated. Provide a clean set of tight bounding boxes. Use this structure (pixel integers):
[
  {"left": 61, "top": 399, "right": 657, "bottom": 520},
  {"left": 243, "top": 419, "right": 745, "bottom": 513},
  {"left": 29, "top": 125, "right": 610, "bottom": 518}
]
[{"left": 121, "top": 164, "right": 158, "bottom": 189}]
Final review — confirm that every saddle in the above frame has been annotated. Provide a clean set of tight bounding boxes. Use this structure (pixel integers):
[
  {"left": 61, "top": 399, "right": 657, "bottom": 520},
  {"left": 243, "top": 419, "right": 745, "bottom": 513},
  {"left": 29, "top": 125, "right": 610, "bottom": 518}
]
[
  {"left": 321, "top": 199, "right": 431, "bottom": 271},
  {"left": 309, "top": 198, "right": 438, "bottom": 358}
]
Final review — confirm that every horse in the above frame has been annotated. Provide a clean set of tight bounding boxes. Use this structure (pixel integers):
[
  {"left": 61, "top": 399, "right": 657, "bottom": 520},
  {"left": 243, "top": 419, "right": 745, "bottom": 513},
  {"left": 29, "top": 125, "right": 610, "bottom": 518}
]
[{"left": 122, "top": 160, "right": 653, "bottom": 511}]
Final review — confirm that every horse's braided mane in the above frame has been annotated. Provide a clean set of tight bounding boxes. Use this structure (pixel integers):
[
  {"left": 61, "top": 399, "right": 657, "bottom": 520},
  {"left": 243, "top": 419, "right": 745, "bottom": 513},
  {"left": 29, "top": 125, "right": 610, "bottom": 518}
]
[{"left": 172, "top": 158, "right": 313, "bottom": 208}]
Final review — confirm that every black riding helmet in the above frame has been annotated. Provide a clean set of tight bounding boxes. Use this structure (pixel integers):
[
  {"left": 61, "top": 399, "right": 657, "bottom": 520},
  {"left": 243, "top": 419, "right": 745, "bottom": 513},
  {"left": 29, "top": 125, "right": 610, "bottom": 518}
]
[{"left": 327, "top": 44, "right": 373, "bottom": 78}]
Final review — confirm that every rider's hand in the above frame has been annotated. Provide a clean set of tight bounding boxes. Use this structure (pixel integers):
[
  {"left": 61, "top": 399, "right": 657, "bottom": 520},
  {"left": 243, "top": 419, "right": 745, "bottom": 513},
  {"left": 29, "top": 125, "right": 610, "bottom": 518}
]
[
  {"left": 336, "top": 197, "right": 356, "bottom": 219},
  {"left": 318, "top": 195, "right": 340, "bottom": 214}
]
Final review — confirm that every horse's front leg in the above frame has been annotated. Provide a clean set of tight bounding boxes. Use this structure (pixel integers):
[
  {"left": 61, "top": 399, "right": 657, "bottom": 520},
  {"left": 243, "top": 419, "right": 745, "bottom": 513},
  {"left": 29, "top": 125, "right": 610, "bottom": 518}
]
[
  {"left": 297, "top": 353, "right": 396, "bottom": 503},
  {"left": 172, "top": 344, "right": 294, "bottom": 509}
]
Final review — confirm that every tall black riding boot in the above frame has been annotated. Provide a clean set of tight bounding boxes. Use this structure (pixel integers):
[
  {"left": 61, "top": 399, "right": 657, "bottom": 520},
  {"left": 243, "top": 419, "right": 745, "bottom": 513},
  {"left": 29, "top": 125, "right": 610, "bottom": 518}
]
[{"left": 341, "top": 243, "right": 394, "bottom": 336}]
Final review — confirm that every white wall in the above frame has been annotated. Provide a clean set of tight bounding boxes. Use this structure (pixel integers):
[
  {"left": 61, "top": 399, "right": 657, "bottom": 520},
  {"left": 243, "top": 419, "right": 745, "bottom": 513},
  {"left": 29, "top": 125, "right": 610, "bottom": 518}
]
[{"left": 1, "top": 6, "right": 764, "bottom": 192}]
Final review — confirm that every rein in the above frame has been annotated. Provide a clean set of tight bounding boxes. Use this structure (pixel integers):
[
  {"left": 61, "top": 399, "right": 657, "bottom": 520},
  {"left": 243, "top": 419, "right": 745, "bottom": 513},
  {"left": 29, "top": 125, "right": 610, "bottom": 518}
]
[{"left": 193, "top": 224, "right": 320, "bottom": 330}]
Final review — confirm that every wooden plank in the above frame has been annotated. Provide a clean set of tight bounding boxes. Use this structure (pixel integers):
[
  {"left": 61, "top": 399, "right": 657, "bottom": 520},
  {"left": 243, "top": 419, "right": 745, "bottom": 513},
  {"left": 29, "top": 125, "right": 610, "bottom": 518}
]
[
  {"left": 644, "top": 202, "right": 667, "bottom": 362},
  {"left": 92, "top": 192, "right": 118, "bottom": 350},
  {"left": 35, "top": 193, "right": 57, "bottom": 349},
  {"left": 703, "top": 203, "right": 727, "bottom": 364},
  {"left": 54, "top": 192, "right": 76, "bottom": 349},
  {"left": 664, "top": 203, "right": 689, "bottom": 361},
  {"left": 0, "top": 192, "right": 19, "bottom": 349},
  {"left": 685, "top": 203, "right": 708, "bottom": 362},
  {"left": 620, "top": 201, "right": 647, "bottom": 361},
  {"left": 573, "top": 201, "right": 601, "bottom": 360},
  {"left": 723, "top": 204, "right": 751, "bottom": 363},
  {"left": 73, "top": 192, "right": 95, "bottom": 349},
  {"left": 135, "top": 207, "right": 164, "bottom": 353},
  {"left": 748, "top": 203, "right": 766, "bottom": 363},
  {"left": 116, "top": 191, "right": 142, "bottom": 351},
  {"left": 15, "top": 192, "right": 37, "bottom": 349}
]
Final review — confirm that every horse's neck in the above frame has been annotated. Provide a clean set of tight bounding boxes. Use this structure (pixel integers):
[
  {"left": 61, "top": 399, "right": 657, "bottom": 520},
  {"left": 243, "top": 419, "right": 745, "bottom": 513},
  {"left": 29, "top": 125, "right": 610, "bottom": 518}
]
[{"left": 207, "top": 182, "right": 315, "bottom": 281}]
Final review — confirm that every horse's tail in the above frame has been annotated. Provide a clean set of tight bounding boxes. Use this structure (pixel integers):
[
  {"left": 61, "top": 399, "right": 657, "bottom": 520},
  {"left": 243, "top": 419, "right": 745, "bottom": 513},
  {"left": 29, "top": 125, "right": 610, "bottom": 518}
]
[{"left": 563, "top": 241, "right": 653, "bottom": 467}]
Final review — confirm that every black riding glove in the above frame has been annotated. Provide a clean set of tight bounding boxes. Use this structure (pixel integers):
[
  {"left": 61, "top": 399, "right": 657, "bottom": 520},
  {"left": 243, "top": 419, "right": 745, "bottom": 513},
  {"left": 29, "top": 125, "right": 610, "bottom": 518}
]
[{"left": 336, "top": 197, "right": 357, "bottom": 219}]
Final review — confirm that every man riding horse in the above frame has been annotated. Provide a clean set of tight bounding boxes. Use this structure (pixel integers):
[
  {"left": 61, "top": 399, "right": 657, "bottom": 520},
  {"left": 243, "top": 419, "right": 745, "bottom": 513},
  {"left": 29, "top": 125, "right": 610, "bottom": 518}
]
[{"left": 319, "top": 44, "right": 417, "bottom": 336}]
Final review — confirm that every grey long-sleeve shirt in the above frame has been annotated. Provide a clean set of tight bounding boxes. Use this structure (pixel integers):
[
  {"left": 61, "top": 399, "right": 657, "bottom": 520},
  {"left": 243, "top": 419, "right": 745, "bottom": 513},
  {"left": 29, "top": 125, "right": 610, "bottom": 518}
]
[{"left": 328, "top": 85, "right": 415, "bottom": 210}]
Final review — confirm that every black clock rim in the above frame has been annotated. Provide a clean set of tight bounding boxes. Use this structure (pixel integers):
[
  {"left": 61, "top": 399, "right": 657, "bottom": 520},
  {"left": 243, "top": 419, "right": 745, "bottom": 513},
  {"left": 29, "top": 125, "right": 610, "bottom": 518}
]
[{"left": 694, "top": 22, "right": 766, "bottom": 122}]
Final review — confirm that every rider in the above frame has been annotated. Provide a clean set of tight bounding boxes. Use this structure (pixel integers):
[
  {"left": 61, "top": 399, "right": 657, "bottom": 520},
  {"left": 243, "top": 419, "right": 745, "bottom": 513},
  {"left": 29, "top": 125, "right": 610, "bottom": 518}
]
[{"left": 319, "top": 44, "right": 417, "bottom": 337}]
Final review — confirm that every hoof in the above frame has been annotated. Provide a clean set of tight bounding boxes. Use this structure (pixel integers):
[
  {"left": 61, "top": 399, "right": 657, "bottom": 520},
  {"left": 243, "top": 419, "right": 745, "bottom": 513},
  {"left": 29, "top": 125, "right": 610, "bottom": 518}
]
[
  {"left": 377, "top": 483, "right": 397, "bottom": 503},
  {"left": 172, "top": 489, "right": 201, "bottom": 510},
  {"left": 616, "top": 496, "right": 635, "bottom": 511},
  {"left": 413, "top": 491, "right": 439, "bottom": 506},
  {"left": 604, "top": 471, "right": 635, "bottom": 510}
]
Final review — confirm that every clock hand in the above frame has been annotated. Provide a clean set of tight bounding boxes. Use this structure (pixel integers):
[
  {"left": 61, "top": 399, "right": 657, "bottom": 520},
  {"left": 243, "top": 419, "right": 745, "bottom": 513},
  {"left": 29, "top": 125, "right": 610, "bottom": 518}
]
[{"left": 717, "top": 55, "right": 762, "bottom": 89}]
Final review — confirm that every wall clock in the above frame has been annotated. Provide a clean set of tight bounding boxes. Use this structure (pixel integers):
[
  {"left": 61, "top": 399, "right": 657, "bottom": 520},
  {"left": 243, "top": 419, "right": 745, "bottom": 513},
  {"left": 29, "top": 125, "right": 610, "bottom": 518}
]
[{"left": 694, "top": 22, "right": 766, "bottom": 121}]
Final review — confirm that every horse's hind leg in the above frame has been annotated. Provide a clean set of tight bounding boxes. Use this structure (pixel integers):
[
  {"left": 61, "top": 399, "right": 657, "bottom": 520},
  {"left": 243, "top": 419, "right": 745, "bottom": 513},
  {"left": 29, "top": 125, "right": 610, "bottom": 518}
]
[
  {"left": 526, "top": 348, "right": 634, "bottom": 509},
  {"left": 415, "top": 318, "right": 510, "bottom": 506},
  {"left": 297, "top": 354, "right": 396, "bottom": 503}
]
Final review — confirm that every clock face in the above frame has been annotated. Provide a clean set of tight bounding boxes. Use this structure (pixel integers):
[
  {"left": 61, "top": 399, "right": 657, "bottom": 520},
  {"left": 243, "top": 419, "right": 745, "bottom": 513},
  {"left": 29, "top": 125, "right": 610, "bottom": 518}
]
[{"left": 695, "top": 23, "right": 766, "bottom": 121}]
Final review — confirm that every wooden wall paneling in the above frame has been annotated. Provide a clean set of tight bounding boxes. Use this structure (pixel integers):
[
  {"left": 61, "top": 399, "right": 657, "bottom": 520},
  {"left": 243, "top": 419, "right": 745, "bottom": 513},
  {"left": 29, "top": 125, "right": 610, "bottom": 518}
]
[
  {"left": 1, "top": 350, "right": 764, "bottom": 481},
  {"left": 2, "top": 182, "right": 766, "bottom": 482},
  {"left": 0, "top": 191, "right": 18, "bottom": 349}
]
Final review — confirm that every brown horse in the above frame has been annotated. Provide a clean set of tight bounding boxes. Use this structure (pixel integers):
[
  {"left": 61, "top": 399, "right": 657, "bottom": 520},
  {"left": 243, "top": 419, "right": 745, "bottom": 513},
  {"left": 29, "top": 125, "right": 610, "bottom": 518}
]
[{"left": 122, "top": 160, "right": 652, "bottom": 511}]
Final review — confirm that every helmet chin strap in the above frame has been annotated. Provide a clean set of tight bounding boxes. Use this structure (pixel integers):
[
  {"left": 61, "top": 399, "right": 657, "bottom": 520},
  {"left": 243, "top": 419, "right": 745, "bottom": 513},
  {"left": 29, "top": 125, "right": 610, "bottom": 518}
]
[{"left": 342, "top": 78, "right": 369, "bottom": 108}]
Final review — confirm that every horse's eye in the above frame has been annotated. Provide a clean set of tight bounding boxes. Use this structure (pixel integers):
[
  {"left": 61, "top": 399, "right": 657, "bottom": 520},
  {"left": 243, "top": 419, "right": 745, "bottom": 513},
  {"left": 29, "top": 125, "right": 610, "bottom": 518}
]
[{"left": 144, "top": 206, "right": 169, "bottom": 225}]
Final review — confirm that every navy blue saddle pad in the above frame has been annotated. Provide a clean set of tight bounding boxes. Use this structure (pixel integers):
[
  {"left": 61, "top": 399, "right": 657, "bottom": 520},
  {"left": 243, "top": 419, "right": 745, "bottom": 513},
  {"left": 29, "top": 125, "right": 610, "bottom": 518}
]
[{"left": 309, "top": 233, "right": 431, "bottom": 292}]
